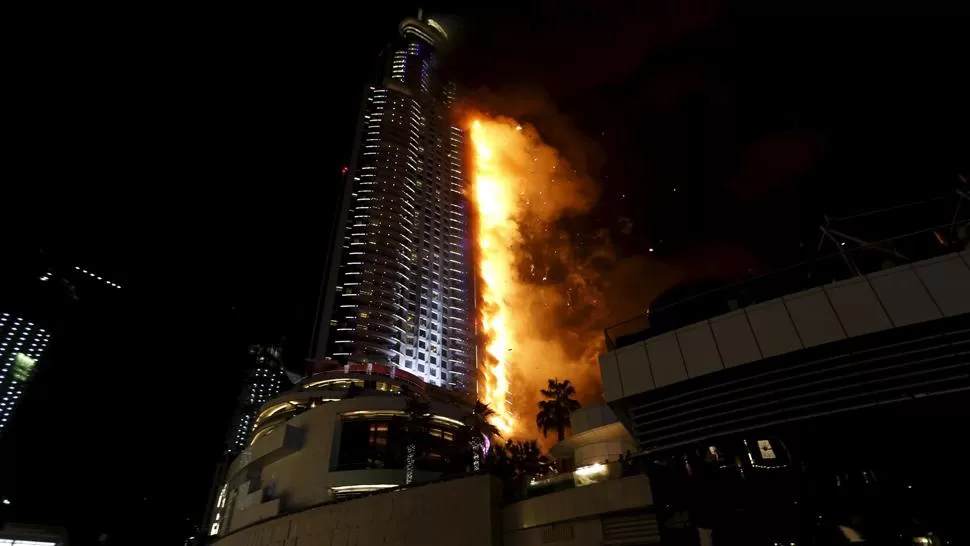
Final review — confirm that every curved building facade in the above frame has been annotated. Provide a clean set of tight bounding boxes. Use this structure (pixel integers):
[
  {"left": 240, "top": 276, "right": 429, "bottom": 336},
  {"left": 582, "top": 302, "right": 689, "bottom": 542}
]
[
  {"left": 207, "top": 362, "right": 473, "bottom": 538},
  {"left": 315, "top": 14, "right": 474, "bottom": 393}
]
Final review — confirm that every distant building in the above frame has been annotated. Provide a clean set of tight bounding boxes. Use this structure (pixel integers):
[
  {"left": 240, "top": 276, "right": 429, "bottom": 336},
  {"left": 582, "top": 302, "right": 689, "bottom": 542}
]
[
  {"left": 223, "top": 345, "right": 289, "bottom": 456},
  {"left": 0, "top": 312, "right": 50, "bottom": 433},
  {"left": 312, "top": 12, "right": 475, "bottom": 393}
]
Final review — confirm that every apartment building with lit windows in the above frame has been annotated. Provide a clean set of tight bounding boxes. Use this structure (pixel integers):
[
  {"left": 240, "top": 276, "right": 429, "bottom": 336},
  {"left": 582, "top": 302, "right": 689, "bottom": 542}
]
[
  {"left": 224, "top": 345, "right": 288, "bottom": 455},
  {"left": 313, "top": 13, "right": 475, "bottom": 394},
  {"left": 0, "top": 313, "right": 50, "bottom": 433}
]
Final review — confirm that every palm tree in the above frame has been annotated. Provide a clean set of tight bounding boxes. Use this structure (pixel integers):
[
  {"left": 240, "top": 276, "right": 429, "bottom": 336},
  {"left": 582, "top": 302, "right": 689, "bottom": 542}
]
[
  {"left": 484, "top": 440, "right": 515, "bottom": 479},
  {"left": 403, "top": 396, "right": 431, "bottom": 484},
  {"left": 536, "top": 378, "right": 581, "bottom": 443},
  {"left": 507, "top": 439, "right": 551, "bottom": 479},
  {"left": 463, "top": 401, "right": 501, "bottom": 471}
]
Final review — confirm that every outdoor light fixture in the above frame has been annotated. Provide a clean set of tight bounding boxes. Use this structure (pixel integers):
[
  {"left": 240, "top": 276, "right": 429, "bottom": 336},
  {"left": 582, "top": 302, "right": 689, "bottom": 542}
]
[
  {"left": 574, "top": 463, "right": 608, "bottom": 477},
  {"left": 330, "top": 484, "right": 398, "bottom": 494}
]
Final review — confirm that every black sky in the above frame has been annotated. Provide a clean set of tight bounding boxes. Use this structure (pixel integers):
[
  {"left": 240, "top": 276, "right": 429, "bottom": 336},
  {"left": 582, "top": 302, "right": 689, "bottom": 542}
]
[{"left": 2, "top": 1, "right": 967, "bottom": 543}]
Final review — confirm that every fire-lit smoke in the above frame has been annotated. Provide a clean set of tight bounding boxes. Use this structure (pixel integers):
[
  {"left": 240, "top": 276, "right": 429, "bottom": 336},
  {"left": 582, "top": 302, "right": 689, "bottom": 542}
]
[{"left": 468, "top": 114, "right": 617, "bottom": 444}]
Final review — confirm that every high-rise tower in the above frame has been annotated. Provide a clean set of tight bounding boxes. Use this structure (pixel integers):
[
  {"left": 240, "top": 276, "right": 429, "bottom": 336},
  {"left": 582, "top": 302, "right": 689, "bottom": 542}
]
[
  {"left": 0, "top": 312, "right": 50, "bottom": 433},
  {"left": 224, "top": 344, "right": 289, "bottom": 455},
  {"left": 313, "top": 14, "right": 475, "bottom": 393}
]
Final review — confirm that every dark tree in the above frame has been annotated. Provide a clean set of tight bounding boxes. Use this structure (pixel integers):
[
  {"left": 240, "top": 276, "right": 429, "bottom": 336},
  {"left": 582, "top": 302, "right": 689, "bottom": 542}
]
[
  {"left": 536, "top": 378, "right": 581, "bottom": 443},
  {"left": 463, "top": 401, "right": 501, "bottom": 471},
  {"left": 403, "top": 396, "right": 431, "bottom": 483},
  {"left": 484, "top": 439, "right": 516, "bottom": 479},
  {"left": 507, "top": 439, "right": 552, "bottom": 479}
]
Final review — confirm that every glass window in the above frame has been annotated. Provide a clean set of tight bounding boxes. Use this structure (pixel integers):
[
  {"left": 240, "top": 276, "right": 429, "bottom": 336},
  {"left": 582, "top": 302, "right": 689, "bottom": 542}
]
[{"left": 369, "top": 423, "right": 388, "bottom": 446}]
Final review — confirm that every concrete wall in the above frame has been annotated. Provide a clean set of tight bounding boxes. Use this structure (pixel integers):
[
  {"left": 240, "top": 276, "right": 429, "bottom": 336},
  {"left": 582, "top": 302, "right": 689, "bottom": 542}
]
[
  {"left": 568, "top": 405, "right": 619, "bottom": 434},
  {"left": 574, "top": 440, "right": 634, "bottom": 467},
  {"left": 503, "top": 474, "right": 653, "bottom": 542},
  {"left": 550, "top": 406, "right": 636, "bottom": 465},
  {"left": 601, "top": 250, "right": 970, "bottom": 401},
  {"left": 213, "top": 474, "right": 502, "bottom": 546}
]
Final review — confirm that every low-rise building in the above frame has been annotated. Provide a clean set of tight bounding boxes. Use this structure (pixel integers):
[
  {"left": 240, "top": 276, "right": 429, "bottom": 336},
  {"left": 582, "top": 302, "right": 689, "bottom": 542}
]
[{"left": 208, "top": 362, "right": 474, "bottom": 538}]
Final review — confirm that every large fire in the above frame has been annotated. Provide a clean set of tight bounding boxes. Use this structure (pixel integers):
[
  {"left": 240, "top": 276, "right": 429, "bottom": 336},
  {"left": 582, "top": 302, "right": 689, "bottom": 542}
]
[
  {"left": 469, "top": 118, "right": 518, "bottom": 436},
  {"left": 467, "top": 114, "right": 610, "bottom": 441}
]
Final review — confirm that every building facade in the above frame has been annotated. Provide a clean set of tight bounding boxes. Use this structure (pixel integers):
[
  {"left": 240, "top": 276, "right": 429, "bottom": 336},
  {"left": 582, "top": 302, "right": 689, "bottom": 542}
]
[
  {"left": 224, "top": 345, "right": 289, "bottom": 456},
  {"left": 600, "top": 248, "right": 970, "bottom": 545},
  {"left": 0, "top": 313, "right": 50, "bottom": 434},
  {"left": 207, "top": 362, "right": 474, "bottom": 538},
  {"left": 314, "top": 14, "right": 475, "bottom": 393},
  {"left": 205, "top": 362, "right": 661, "bottom": 546}
]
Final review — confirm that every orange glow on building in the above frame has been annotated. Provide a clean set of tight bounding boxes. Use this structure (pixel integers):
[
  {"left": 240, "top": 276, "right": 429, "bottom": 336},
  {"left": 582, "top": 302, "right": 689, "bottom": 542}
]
[
  {"left": 469, "top": 118, "right": 519, "bottom": 436},
  {"left": 467, "top": 114, "right": 609, "bottom": 443}
]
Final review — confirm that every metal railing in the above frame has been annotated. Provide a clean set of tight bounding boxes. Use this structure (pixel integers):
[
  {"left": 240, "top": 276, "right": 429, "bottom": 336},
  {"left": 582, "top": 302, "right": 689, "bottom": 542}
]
[{"left": 605, "top": 221, "right": 969, "bottom": 350}]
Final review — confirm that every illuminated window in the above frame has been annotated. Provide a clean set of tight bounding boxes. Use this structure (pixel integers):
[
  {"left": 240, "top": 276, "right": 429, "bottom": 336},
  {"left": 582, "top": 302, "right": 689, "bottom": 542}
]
[
  {"left": 757, "top": 440, "right": 776, "bottom": 459},
  {"left": 369, "top": 423, "right": 389, "bottom": 447}
]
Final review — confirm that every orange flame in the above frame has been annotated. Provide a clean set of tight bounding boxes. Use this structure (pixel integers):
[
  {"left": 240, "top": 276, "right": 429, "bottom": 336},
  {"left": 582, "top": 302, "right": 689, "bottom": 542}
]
[
  {"left": 469, "top": 111, "right": 616, "bottom": 444},
  {"left": 469, "top": 118, "right": 518, "bottom": 436}
]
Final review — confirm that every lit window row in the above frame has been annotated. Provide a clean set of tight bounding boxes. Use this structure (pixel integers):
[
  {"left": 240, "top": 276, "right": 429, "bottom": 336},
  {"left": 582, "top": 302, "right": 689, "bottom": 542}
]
[{"left": 73, "top": 266, "right": 123, "bottom": 289}]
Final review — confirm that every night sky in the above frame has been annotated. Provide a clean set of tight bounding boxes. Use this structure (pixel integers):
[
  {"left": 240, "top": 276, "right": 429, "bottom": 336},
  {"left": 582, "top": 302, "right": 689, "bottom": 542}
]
[{"left": 2, "top": 1, "right": 966, "bottom": 543}]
